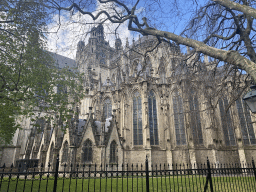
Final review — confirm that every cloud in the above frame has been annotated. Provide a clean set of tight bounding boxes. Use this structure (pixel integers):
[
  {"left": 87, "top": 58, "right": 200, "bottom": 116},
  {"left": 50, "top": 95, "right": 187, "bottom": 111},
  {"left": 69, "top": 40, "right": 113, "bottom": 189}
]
[{"left": 46, "top": 2, "right": 138, "bottom": 59}]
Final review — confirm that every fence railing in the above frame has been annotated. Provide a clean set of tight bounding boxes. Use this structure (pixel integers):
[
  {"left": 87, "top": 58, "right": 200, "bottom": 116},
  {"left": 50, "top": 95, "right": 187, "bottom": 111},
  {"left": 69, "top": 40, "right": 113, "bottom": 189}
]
[{"left": 0, "top": 157, "right": 256, "bottom": 192}]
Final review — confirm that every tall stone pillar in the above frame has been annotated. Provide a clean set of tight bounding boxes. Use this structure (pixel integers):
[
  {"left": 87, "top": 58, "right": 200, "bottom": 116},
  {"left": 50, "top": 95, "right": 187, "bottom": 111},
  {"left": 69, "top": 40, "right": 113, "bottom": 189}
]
[{"left": 142, "top": 81, "right": 150, "bottom": 149}]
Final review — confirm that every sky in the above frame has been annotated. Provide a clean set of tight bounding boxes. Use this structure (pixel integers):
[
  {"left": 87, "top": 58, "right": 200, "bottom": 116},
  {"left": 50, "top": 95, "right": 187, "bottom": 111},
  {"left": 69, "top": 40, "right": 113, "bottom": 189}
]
[
  {"left": 46, "top": 0, "right": 206, "bottom": 59},
  {"left": 47, "top": 1, "right": 138, "bottom": 59}
]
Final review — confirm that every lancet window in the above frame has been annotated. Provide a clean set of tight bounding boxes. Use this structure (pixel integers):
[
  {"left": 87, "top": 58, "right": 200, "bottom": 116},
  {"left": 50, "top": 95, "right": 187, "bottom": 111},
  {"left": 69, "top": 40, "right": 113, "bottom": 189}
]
[
  {"left": 173, "top": 91, "right": 186, "bottom": 145},
  {"left": 189, "top": 92, "right": 203, "bottom": 145},
  {"left": 133, "top": 91, "right": 143, "bottom": 145},
  {"left": 104, "top": 98, "right": 112, "bottom": 119},
  {"left": 236, "top": 99, "right": 256, "bottom": 145},
  {"left": 219, "top": 98, "right": 236, "bottom": 146},
  {"left": 82, "top": 139, "right": 93, "bottom": 162},
  {"left": 148, "top": 91, "right": 159, "bottom": 145},
  {"left": 110, "top": 141, "right": 117, "bottom": 163}
]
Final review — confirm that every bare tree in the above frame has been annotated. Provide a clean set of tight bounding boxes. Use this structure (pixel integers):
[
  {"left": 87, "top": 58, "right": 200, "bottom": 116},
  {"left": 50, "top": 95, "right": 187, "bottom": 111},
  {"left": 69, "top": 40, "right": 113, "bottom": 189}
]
[{"left": 52, "top": 0, "right": 256, "bottom": 83}]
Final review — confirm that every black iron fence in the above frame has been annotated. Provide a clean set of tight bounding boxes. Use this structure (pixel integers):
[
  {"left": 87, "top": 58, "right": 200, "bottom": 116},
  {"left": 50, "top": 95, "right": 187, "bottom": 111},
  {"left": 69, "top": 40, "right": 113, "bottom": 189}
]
[{"left": 0, "top": 157, "right": 256, "bottom": 191}]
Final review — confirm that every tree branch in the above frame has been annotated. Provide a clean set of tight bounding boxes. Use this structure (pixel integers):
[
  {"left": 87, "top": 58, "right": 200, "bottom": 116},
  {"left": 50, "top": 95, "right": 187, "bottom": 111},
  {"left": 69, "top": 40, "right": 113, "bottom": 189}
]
[{"left": 212, "top": 0, "right": 256, "bottom": 19}]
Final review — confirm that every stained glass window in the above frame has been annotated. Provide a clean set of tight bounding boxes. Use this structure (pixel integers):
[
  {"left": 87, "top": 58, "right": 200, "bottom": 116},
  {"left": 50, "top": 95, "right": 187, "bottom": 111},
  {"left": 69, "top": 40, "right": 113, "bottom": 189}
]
[
  {"left": 236, "top": 99, "right": 256, "bottom": 145},
  {"left": 133, "top": 91, "right": 143, "bottom": 145},
  {"left": 148, "top": 91, "right": 159, "bottom": 145},
  {"left": 219, "top": 98, "right": 236, "bottom": 146},
  {"left": 62, "top": 141, "right": 69, "bottom": 163},
  {"left": 173, "top": 91, "right": 186, "bottom": 145},
  {"left": 83, "top": 139, "right": 92, "bottom": 162},
  {"left": 189, "top": 92, "right": 203, "bottom": 145},
  {"left": 110, "top": 141, "right": 117, "bottom": 163},
  {"left": 104, "top": 98, "right": 112, "bottom": 119}
]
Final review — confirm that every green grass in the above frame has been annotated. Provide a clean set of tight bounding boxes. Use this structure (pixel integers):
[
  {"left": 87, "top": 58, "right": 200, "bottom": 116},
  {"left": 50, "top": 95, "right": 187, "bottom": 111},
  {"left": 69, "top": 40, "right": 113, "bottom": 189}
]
[{"left": 0, "top": 175, "right": 255, "bottom": 192}]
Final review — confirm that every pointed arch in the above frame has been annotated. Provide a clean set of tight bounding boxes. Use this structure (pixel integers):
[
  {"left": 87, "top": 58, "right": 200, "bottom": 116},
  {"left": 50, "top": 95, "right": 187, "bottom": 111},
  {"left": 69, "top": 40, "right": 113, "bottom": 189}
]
[
  {"left": 82, "top": 139, "right": 93, "bottom": 162},
  {"left": 62, "top": 141, "right": 69, "bottom": 163},
  {"left": 133, "top": 91, "right": 143, "bottom": 145},
  {"left": 148, "top": 90, "right": 159, "bottom": 145},
  {"left": 110, "top": 140, "right": 117, "bottom": 163},
  {"left": 219, "top": 98, "right": 236, "bottom": 146},
  {"left": 172, "top": 90, "right": 186, "bottom": 145}
]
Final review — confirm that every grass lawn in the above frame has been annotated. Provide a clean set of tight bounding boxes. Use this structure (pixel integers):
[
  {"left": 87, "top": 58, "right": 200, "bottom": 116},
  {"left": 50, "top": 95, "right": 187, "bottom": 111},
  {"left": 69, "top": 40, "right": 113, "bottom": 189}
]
[{"left": 0, "top": 175, "right": 255, "bottom": 191}]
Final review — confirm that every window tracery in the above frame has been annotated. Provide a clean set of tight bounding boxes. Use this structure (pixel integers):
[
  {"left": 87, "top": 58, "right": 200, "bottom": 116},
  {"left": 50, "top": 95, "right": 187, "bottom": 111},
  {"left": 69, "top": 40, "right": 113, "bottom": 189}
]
[
  {"left": 133, "top": 91, "right": 143, "bottom": 145},
  {"left": 82, "top": 139, "right": 93, "bottom": 162},
  {"left": 104, "top": 98, "right": 112, "bottom": 119},
  {"left": 236, "top": 99, "right": 256, "bottom": 145},
  {"left": 189, "top": 91, "right": 203, "bottom": 145},
  {"left": 173, "top": 91, "right": 186, "bottom": 145},
  {"left": 219, "top": 98, "right": 236, "bottom": 146},
  {"left": 148, "top": 90, "right": 159, "bottom": 145}
]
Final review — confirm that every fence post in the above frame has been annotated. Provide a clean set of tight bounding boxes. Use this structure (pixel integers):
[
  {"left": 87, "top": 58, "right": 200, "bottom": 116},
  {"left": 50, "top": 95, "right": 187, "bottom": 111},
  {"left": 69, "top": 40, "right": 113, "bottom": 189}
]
[
  {"left": 252, "top": 158, "right": 256, "bottom": 181},
  {"left": 204, "top": 157, "right": 213, "bottom": 192},
  {"left": 53, "top": 156, "right": 59, "bottom": 192},
  {"left": 145, "top": 157, "right": 149, "bottom": 192}
]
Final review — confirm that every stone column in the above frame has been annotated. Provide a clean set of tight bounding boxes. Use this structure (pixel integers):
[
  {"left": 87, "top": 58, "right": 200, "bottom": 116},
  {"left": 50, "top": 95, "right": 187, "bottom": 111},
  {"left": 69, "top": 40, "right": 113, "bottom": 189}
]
[{"left": 142, "top": 81, "right": 150, "bottom": 149}]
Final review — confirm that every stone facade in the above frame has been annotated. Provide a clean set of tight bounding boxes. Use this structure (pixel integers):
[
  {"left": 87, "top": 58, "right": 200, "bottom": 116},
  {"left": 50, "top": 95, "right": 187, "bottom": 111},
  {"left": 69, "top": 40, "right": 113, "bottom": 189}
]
[{"left": 2, "top": 24, "right": 256, "bottom": 169}]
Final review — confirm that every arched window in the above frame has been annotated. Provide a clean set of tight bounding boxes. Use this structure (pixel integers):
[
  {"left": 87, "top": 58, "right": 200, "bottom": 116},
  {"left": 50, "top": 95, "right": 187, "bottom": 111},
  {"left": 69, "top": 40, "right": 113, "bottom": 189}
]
[
  {"left": 82, "top": 139, "right": 93, "bottom": 162},
  {"left": 189, "top": 91, "right": 203, "bottom": 145},
  {"left": 62, "top": 141, "right": 69, "bottom": 163},
  {"left": 133, "top": 91, "right": 143, "bottom": 145},
  {"left": 173, "top": 91, "right": 186, "bottom": 145},
  {"left": 110, "top": 141, "right": 117, "bottom": 163},
  {"left": 104, "top": 98, "right": 112, "bottom": 119},
  {"left": 236, "top": 99, "right": 256, "bottom": 145},
  {"left": 219, "top": 98, "right": 236, "bottom": 146},
  {"left": 148, "top": 91, "right": 158, "bottom": 145}
]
